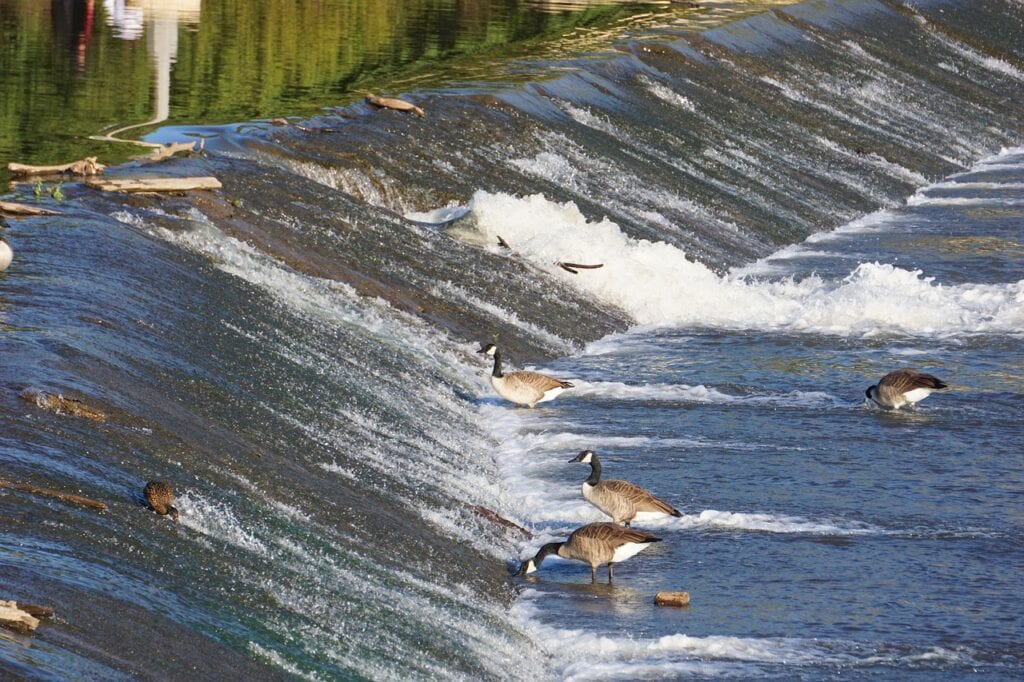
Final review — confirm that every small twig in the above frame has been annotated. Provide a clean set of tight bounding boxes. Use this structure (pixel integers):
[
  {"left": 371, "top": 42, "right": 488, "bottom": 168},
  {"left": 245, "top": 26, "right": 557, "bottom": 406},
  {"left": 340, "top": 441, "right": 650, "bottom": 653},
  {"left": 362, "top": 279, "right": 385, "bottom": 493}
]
[
  {"left": 559, "top": 261, "right": 603, "bottom": 274},
  {"left": 496, "top": 235, "right": 511, "bottom": 249},
  {"left": 468, "top": 504, "right": 533, "bottom": 539}
]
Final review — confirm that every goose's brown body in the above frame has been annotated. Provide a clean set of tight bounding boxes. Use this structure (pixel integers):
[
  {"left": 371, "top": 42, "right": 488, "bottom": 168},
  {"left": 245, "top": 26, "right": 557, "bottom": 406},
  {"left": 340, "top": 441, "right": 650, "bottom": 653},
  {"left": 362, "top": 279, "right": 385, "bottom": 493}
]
[
  {"left": 867, "top": 369, "right": 948, "bottom": 409},
  {"left": 478, "top": 343, "right": 573, "bottom": 408},
  {"left": 517, "top": 522, "right": 661, "bottom": 582},
  {"left": 572, "top": 450, "right": 681, "bottom": 526}
]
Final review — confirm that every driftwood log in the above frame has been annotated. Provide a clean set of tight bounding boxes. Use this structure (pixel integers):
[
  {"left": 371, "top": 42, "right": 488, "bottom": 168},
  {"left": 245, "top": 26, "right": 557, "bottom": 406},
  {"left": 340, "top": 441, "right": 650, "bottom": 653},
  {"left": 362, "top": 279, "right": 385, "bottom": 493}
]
[
  {"left": 468, "top": 505, "right": 533, "bottom": 539},
  {"left": 146, "top": 141, "right": 197, "bottom": 162},
  {"left": 8, "top": 156, "right": 105, "bottom": 177},
  {"left": 85, "top": 177, "right": 222, "bottom": 193},
  {"left": 0, "top": 601, "right": 40, "bottom": 634},
  {"left": 0, "top": 201, "right": 62, "bottom": 217},
  {"left": 559, "top": 262, "right": 604, "bottom": 275},
  {"left": 366, "top": 93, "right": 425, "bottom": 118},
  {"left": 654, "top": 591, "right": 690, "bottom": 607},
  {"left": 20, "top": 388, "right": 108, "bottom": 422},
  {"left": 0, "top": 477, "right": 107, "bottom": 512}
]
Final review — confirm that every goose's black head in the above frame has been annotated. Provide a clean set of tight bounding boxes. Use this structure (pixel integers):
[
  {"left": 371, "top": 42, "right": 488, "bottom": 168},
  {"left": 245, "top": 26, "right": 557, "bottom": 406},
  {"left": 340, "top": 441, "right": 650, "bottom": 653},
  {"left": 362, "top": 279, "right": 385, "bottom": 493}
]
[{"left": 477, "top": 343, "right": 497, "bottom": 356}]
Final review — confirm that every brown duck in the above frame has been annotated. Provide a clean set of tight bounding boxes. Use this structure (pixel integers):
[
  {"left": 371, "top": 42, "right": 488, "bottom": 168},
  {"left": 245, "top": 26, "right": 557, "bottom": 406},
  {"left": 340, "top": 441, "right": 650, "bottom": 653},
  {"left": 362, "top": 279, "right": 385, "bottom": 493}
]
[{"left": 144, "top": 481, "right": 179, "bottom": 522}]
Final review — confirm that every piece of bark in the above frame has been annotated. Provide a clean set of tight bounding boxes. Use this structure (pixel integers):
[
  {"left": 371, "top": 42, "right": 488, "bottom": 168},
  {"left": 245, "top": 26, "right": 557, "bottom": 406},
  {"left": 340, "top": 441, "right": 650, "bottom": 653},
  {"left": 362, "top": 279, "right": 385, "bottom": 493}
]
[
  {"left": 559, "top": 262, "right": 604, "bottom": 274},
  {"left": 85, "top": 177, "right": 222, "bottom": 193},
  {"left": 654, "top": 591, "right": 690, "bottom": 607},
  {"left": 18, "top": 603, "right": 54, "bottom": 619},
  {"left": 0, "top": 478, "right": 107, "bottom": 512},
  {"left": 0, "top": 201, "right": 62, "bottom": 217},
  {"left": 8, "top": 156, "right": 105, "bottom": 177},
  {"left": 365, "top": 93, "right": 425, "bottom": 118},
  {"left": 20, "top": 388, "right": 108, "bottom": 422},
  {"left": 146, "top": 141, "right": 196, "bottom": 162},
  {"left": 468, "top": 504, "right": 533, "bottom": 539},
  {"left": 0, "top": 601, "right": 40, "bottom": 634}
]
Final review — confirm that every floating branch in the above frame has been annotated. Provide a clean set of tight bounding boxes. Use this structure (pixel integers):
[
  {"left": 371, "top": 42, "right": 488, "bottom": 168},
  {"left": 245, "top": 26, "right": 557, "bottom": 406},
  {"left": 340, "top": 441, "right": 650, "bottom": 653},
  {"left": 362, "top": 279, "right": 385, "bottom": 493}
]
[
  {"left": 0, "top": 201, "right": 62, "bottom": 217},
  {"left": 468, "top": 504, "right": 533, "bottom": 539},
  {"left": 8, "top": 156, "right": 105, "bottom": 177},
  {"left": 559, "top": 262, "right": 604, "bottom": 274},
  {"left": 20, "top": 388, "right": 108, "bottom": 422},
  {"left": 85, "top": 177, "right": 222, "bottom": 193},
  {"left": 496, "top": 235, "right": 511, "bottom": 249},
  {"left": 365, "top": 93, "right": 425, "bottom": 118},
  {"left": 0, "top": 477, "right": 107, "bottom": 512}
]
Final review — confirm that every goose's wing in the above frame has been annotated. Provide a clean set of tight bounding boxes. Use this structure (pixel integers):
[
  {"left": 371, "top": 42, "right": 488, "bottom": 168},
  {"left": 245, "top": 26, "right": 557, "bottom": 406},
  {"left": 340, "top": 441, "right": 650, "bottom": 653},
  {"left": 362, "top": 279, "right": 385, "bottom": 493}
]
[
  {"left": 601, "top": 480, "right": 678, "bottom": 515},
  {"left": 507, "top": 370, "right": 573, "bottom": 392},
  {"left": 880, "top": 369, "right": 947, "bottom": 392},
  {"left": 572, "top": 522, "right": 661, "bottom": 546}
]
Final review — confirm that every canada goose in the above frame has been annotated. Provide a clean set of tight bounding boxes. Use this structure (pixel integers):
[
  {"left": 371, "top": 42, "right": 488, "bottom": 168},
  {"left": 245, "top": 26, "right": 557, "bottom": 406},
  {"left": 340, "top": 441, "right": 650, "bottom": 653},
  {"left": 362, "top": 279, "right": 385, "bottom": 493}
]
[
  {"left": 516, "top": 522, "right": 661, "bottom": 582},
  {"left": 0, "top": 239, "right": 12, "bottom": 271},
  {"left": 477, "top": 343, "right": 573, "bottom": 408},
  {"left": 144, "top": 481, "right": 179, "bottom": 522},
  {"left": 866, "top": 369, "right": 948, "bottom": 409},
  {"left": 570, "top": 450, "right": 682, "bottom": 526}
]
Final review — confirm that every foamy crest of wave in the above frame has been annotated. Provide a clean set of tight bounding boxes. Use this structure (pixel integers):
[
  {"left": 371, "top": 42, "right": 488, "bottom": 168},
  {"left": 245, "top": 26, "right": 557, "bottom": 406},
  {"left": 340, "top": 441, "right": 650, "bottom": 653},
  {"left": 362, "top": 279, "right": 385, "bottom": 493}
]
[
  {"left": 571, "top": 380, "right": 837, "bottom": 407},
  {"left": 462, "top": 191, "right": 1024, "bottom": 336},
  {"left": 668, "top": 510, "right": 879, "bottom": 535},
  {"left": 514, "top": 596, "right": 975, "bottom": 679},
  {"left": 176, "top": 491, "right": 267, "bottom": 555}
]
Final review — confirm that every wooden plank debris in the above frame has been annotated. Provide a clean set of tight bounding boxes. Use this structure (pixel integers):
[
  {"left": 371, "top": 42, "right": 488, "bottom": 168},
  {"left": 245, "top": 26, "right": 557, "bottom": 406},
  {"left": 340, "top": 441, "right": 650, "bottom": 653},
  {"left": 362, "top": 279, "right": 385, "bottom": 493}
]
[
  {"left": 366, "top": 93, "right": 425, "bottom": 118},
  {"left": 0, "top": 601, "right": 40, "bottom": 634},
  {"left": 0, "top": 478, "right": 107, "bottom": 512},
  {"left": 8, "top": 156, "right": 105, "bottom": 177},
  {"left": 20, "top": 388, "right": 109, "bottom": 422},
  {"left": 0, "top": 201, "right": 62, "bottom": 217},
  {"left": 85, "top": 176, "right": 222, "bottom": 193}
]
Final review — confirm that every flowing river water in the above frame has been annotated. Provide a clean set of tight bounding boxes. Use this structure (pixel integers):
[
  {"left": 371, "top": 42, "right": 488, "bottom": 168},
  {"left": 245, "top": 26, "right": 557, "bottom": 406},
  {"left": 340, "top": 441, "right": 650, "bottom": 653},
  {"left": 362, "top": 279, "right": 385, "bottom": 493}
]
[{"left": 1, "top": 0, "right": 1022, "bottom": 679}]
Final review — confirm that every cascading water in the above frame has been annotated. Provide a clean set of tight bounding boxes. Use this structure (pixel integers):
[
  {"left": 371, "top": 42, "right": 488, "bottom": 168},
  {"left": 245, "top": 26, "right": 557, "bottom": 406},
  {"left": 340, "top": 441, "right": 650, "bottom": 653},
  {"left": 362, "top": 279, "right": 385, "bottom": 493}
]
[{"left": 1, "top": 0, "right": 1022, "bottom": 679}]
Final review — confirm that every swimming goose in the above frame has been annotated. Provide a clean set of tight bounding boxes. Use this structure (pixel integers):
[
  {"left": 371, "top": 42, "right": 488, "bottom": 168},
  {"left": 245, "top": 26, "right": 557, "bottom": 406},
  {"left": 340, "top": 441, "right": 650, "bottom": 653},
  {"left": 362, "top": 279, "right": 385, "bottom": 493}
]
[
  {"left": 0, "top": 239, "right": 12, "bottom": 271},
  {"left": 570, "top": 450, "right": 681, "bottom": 526},
  {"left": 477, "top": 343, "right": 573, "bottom": 408},
  {"left": 144, "top": 481, "right": 179, "bottom": 522},
  {"left": 517, "top": 522, "right": 661, "bottom": 582},
  {"left": 866, "top": 369, "right": 948, "bottom": 409}
]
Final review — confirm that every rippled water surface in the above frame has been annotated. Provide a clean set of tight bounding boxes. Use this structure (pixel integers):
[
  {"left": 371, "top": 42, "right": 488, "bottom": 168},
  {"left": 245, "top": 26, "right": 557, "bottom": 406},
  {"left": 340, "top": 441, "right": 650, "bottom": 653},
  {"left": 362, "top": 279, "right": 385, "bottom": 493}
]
[{"left": 1, "top": 0, "right": 1022, "bottom": 679}]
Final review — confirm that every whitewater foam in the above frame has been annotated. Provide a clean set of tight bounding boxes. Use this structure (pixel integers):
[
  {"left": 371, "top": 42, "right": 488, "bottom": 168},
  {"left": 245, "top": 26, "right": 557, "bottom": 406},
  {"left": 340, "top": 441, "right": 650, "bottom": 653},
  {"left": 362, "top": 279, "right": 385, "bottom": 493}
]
[{"left": 458, "top": 191, "right": 1024, "bottom": 337}]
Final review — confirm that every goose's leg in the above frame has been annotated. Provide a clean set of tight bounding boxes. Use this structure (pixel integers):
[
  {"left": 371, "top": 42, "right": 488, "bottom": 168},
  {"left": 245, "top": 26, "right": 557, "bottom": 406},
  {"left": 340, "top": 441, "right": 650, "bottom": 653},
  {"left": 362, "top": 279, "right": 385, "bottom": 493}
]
[
  {"left": 607, "top": 564, "right": 614, "bottom": 583},
  {"left": 590, "top": 566, "right": 597, "bottom": 583}
]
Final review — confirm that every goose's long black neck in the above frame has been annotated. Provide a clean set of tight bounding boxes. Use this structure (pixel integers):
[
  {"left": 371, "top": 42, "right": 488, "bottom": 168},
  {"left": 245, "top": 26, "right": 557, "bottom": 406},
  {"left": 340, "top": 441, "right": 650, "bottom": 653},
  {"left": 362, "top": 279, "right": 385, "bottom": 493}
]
[
  {"left": 586, "top": 456, "right": 602, "bottom": 486},
  {"left": 491, "top": 350, "right": 504, "bottom": 378},
  {"left": 533, "top": 541, "right": 563, "bottom": 568}
]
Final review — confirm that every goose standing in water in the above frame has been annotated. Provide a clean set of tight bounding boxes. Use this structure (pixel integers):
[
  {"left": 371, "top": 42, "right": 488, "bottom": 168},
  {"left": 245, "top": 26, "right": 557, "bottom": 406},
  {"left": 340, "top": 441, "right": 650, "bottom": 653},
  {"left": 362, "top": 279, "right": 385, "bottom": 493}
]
[
  {"left": 517, "top": 522, "right": 661, "bottom": 582},
  {"left": 477, "top": 343, "right": 573, "bottom": 408},
  {"left": 571, "top": 450, "right": 681, "bottom": 526},
  {"left": 144, "top": 481, "right": 180, "bottom": 522},
  {"left": 866, "top": 369, "right": 948, "bottom": 409}
]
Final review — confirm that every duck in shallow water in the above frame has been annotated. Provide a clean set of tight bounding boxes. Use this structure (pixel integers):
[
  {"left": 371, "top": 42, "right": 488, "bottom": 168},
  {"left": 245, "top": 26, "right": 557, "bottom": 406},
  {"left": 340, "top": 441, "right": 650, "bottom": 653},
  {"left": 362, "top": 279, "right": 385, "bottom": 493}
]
[
  {"left": 144, "top": 481, "right": 179, "bottom": 522},
  {"left": 477, "top": 343, "right": 573, "bottom": 408}
]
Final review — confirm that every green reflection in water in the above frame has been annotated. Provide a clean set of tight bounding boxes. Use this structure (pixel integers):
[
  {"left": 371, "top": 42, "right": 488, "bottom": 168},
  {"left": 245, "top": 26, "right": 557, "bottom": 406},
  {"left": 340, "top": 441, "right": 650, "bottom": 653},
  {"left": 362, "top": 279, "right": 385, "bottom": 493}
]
[{"left": 1, "top": 0, "right": 791, "bottom": 182}]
